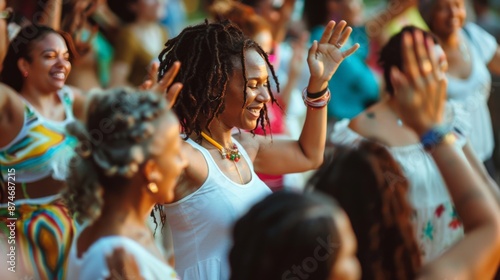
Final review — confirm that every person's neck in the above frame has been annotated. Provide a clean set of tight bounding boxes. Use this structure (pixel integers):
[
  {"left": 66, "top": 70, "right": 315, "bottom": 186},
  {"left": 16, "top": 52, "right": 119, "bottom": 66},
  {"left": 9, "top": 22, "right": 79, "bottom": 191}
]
[
  {"left": 95, "top": 188, "right": 154, "bottom": 233},
  {"left": 20, "top": 85, "right": 59, "bottom": 111},
  {"left": 202, "top": 121, "right": 235, "bottom": 150}
]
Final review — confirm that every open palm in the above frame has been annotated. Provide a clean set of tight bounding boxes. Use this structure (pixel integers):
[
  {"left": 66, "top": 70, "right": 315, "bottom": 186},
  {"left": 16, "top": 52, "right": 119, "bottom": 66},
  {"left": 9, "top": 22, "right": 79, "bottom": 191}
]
[{"left": 307, "top": 21, "right": 360, "bottom": 83}]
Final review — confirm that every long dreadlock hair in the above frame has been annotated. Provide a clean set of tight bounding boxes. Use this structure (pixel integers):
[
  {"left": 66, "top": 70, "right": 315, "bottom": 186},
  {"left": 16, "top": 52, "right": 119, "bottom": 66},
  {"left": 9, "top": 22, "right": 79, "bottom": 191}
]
[
  {"left": 157, "top": 20, "right": 280, "bottom": 139},
  {"left": 308, "top": 141, "right": 422, "bottom": 280}
]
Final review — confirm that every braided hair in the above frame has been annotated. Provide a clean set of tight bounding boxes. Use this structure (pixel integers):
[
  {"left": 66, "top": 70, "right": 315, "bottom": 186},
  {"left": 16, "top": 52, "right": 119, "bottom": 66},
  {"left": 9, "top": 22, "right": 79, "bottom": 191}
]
[
  {"left": 230, "top": 191, "right": 341, "bottom": 280},
  {"left": 63, "top": 87, "right": 168, "bottom": 225},
  {"left": 308, "top": 141, "right": 421, "bottom": 280},
  {"left": 157, "top": 20, "right": 279, "bottom": 139}
]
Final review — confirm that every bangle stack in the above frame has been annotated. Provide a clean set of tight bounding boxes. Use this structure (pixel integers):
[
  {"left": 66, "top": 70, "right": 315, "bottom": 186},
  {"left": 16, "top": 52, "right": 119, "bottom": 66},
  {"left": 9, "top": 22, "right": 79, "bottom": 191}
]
[{"left": 302, "top": 87, "right": 331, "bottom": 109}]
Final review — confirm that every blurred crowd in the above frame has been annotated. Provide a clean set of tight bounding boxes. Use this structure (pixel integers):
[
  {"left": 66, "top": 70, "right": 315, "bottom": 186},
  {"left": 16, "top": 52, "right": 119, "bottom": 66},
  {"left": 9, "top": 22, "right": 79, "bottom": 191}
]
[{"left": 0, "top": 0, "right": 500, "bottom": 279}]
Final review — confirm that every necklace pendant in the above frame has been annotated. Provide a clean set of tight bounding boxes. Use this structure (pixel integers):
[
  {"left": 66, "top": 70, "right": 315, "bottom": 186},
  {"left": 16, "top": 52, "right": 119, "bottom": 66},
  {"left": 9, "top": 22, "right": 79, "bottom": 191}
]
[{"left": 397, "top": 119, "right": 403, "bottom": 127}]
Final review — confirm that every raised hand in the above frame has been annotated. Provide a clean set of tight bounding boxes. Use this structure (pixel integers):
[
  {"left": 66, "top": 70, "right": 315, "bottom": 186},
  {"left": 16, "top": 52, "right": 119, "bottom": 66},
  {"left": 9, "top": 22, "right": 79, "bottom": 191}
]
[
  {"left": 307, "top": 20, "right": 359, "bottom": 87},
  {"left": 140, "top": 61, "right": 183, "bottom": 109},
  {"left": 391, "top": 30, "right": 447, "bottom": 136}
]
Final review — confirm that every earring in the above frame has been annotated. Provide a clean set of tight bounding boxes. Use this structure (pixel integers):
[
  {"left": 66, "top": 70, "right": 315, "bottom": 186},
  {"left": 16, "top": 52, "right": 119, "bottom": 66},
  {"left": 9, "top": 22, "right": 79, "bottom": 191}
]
[{"left": 147, "top": 182, "right": 158, "bottom": 194}]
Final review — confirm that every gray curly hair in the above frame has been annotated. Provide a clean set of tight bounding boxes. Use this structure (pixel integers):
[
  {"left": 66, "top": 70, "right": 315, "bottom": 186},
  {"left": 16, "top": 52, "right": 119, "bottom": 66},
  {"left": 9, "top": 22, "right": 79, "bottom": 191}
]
[{"left": 63, "top": 87, "right": 169, "bottom": 223}]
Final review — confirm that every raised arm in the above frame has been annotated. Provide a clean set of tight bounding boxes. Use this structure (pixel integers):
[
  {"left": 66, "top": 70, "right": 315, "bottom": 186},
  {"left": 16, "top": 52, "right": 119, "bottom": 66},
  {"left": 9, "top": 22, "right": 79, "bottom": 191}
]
[
  {"left": 38, "top": 0, "right": 62, "bottom": 30},
  {"left": 462, "top": 141, "right": 500, "bottom": 204},
  {"left": 253, "top": 20, "right": 359, "bottom": 174},
  {"left": 392, "top": 30, "right": 500, "bottom": 280}
]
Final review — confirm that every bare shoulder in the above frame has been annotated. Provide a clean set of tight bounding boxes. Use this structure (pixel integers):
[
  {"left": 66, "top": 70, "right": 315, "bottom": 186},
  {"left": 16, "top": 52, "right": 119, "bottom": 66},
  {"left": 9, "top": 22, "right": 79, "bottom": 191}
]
[
  {"left": 349, "top": 109, "right": 379, "bottom": 140},
  {"left": 69, "top": 86, "right": 86, "bottom": 121},
  {"left": 173, "top": 140, "right": 209, "bottom": 201}
]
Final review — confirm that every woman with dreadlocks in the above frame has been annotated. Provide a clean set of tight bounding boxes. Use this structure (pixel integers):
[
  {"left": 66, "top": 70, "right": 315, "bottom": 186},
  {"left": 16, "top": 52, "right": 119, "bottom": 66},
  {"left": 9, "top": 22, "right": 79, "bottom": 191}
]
[
  {"left": 229, "top": 28, "right": 500, "bottom": 280},
  {"left": 157, "top": 19, "right": 359, "bottom": 279}
]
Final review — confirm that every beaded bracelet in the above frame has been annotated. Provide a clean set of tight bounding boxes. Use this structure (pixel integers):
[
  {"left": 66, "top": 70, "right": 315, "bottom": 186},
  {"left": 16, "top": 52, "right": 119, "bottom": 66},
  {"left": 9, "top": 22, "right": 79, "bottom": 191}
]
[
  {"left": 420, "top": 125, "right": 456, "bottom": 151},
  {"left": 302, "top": 87, "right": 331, "bottom": 108}
]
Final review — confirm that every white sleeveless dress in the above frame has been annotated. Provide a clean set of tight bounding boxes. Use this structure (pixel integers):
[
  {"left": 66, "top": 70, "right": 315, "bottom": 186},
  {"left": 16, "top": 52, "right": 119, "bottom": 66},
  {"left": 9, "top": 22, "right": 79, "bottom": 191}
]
[{"left": 164, "top": 137, "right": 272, "bottom": 280}]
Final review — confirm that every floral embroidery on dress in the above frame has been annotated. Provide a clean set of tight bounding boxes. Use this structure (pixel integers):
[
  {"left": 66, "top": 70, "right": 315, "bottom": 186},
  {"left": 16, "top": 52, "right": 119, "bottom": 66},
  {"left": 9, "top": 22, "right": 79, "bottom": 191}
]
[
  {"left": 422, "top": 221, "right": 434, "bottom": 241},
  {"left": 448, "top": 207, "right": 462, "bottom": 229},
  {"left": 435, "top": 204, "right": 445, "bottom": 218}
]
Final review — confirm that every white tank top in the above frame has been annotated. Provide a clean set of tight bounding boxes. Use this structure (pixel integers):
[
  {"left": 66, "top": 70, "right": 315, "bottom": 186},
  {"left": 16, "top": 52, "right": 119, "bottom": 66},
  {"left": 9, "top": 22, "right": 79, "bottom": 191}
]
[{"left": 164, "top": 137, "right": 271, "bottom": 280}]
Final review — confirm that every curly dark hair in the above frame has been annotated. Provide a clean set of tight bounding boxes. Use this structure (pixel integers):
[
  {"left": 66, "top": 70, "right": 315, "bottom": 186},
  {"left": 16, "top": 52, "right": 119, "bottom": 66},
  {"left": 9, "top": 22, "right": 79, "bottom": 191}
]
[
  {"left": 63, "top": 87, "right": 169, "bottom": 227},
  {"left": 308, "top": 141, "right": 422, "bottom": 280},
  {"left": 230, "top": 191, "right": 342, "bottom": 280},
  {"left": 157, "top": 20, "right": 279, "bottom": 140},
  {"left": 1, "top": 24, "right": 77, "bottom": 92}
]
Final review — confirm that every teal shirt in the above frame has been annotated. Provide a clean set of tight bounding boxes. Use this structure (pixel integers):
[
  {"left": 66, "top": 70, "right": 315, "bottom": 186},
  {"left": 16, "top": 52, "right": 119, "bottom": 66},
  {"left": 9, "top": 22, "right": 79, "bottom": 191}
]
[{"left": 310, "top": 26, "right": 380, "bottom": 119}]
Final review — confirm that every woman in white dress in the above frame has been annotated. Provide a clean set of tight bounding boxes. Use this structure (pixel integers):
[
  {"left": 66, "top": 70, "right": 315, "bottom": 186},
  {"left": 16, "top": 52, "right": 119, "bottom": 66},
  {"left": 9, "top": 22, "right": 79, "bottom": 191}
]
[
  {"left": 331, "top": 26, "right": 499, "bottom": 262},
  {"left": 419, "top": 0, "right": 500, "bottom": 177},
  {"left": 157, "top": 19, "right": 359, "bottom": 280}
]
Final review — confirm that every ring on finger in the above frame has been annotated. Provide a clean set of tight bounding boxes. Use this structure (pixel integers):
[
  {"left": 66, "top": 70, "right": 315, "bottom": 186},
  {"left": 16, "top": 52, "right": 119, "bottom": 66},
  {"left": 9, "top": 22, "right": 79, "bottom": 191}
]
[
  {"left": 335, "top": 43, "right": 342, "bottom": 49},
  {"left": 422, "top": 59, "right": 433, "bottom": 74}
]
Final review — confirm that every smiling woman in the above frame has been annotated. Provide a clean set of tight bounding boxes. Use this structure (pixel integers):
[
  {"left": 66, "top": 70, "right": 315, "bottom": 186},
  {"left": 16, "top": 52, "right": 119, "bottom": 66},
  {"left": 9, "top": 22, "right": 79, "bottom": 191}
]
[
  {"left": 157, "top": 19, "right": 359, "bottom": 280},
  {"left": 0, "top": 24, "right": 84, "bottom": 279}
]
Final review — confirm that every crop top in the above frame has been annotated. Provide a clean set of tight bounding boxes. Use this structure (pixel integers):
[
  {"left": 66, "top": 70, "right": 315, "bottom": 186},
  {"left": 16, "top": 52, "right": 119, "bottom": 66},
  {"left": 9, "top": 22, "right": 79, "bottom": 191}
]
[{"left": 0, "top": 86, "right": 78, "bottom": 183}]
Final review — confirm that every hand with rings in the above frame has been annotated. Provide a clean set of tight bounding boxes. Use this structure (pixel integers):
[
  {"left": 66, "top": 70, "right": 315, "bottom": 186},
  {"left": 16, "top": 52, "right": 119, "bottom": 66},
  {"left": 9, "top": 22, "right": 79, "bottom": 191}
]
[
  {"left": 421, "top": 59, "right": 432, "bottom": 75},
  {"left": 391, "top": 30, "right": 448, "bottom": 136},
  {"left": 306, "top": 20, "right": 360, "bottom": 87}
]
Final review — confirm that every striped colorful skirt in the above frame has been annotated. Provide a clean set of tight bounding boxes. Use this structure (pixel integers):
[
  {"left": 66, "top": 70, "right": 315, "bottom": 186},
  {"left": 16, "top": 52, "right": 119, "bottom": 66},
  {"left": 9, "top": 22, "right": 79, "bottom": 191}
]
[{"left": 0, "top": 197, "right": 76, "bottom": 279}]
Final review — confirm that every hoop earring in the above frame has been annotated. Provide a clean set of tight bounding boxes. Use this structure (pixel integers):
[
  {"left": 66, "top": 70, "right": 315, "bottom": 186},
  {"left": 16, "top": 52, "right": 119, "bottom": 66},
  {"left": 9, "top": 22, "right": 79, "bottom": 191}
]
[{"left": 147, "top": 182, "right": 158, "bottom": 194}]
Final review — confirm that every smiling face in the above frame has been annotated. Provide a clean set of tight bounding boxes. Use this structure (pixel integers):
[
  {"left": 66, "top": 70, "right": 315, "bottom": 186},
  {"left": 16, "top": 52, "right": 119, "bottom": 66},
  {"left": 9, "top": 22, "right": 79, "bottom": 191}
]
[
  {"left": 19, "top": 33, "right": 71, "bottom": 93},
  {"left": 430, "top": 0, "right": 466, "bottom": 37},
  {"left": 219, "top": 48, "right": 271, "bottom": 131}
]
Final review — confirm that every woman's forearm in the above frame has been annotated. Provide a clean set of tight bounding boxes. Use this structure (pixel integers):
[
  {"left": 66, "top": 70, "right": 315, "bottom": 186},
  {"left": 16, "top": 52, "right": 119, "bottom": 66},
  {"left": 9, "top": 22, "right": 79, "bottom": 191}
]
[
  {"left": 431, "top": 142, "right": 500, "bottom": 231},
  {"left": 39, "top": 0, "right": 62, "bottom": 30}
]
